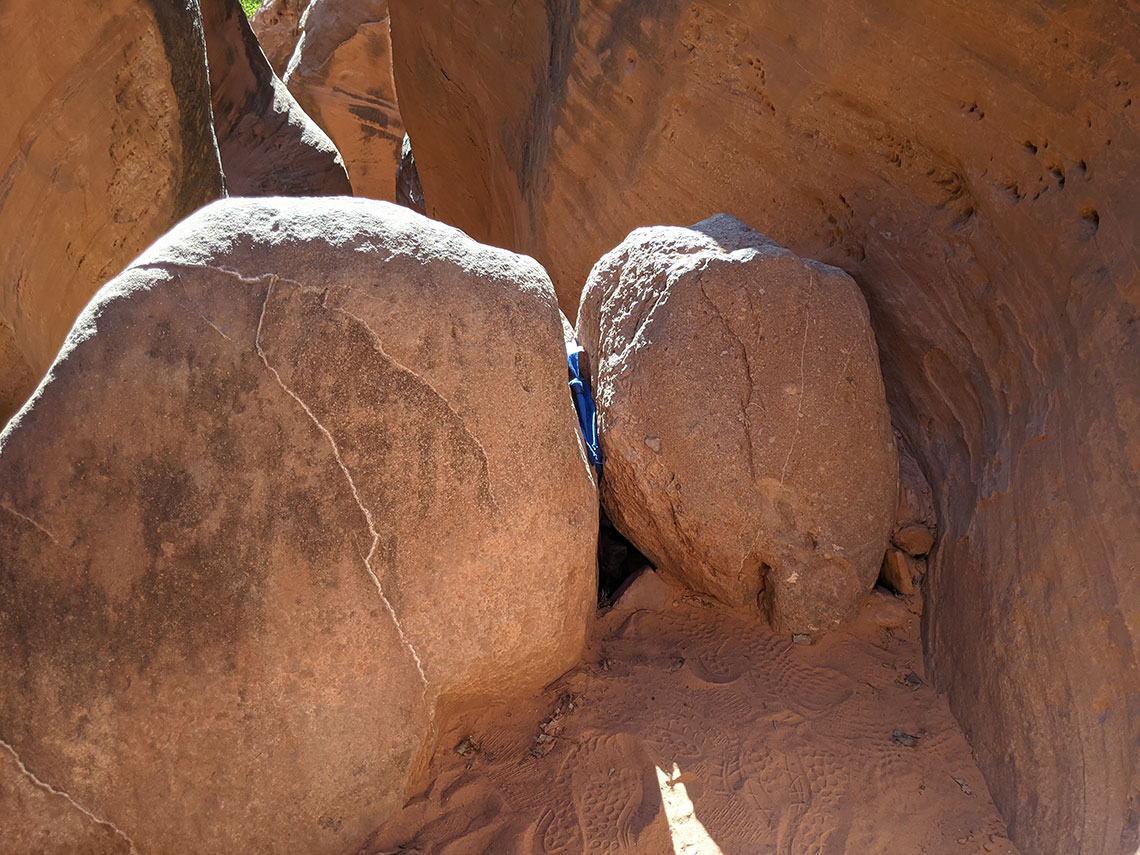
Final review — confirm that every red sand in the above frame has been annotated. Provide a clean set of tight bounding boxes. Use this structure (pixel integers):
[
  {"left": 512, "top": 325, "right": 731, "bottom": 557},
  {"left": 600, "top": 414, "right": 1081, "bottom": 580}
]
[{"left": 363, "top": 577, "right": 1020, "bottom": 854}]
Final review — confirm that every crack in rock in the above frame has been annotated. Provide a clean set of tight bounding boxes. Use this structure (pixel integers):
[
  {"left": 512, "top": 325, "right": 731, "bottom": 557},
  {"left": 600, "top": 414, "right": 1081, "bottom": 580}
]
[
  {"left": 0, "top": 739, "right": 138, "bottom": 854},
  {"left": 0, "top": 502, "right": 59, "bottom": 545},
  {"left": 699, "top": 278, "right": 758, "bottom": 477},
  {"left": 781, "top": 269, "right": 814, "bottom": 485},
  {"left": 254, "top": 279, "right": 428, "bottom": 691}
]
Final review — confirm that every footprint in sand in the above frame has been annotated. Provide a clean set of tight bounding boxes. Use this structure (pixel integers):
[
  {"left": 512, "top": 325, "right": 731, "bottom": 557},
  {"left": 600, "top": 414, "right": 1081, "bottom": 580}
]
[
  {"left": 537, "top": 801, "right": 584, "bottom": 855},
  {"left": 540, "top": 733, "right": 671, "bottom": 853}
]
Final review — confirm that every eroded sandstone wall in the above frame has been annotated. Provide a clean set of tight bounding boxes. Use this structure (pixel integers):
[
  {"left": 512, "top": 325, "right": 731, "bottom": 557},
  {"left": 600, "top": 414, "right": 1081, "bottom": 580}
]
[
  {"left": 0, "top": 0, "right": 224, "bottom": 424},
  {"left": 285, "top": 0, "right": 405, "bottom": 200},
  {"left": 201, "top": 0, "right": 352, "bottom": 196},
  {"left": 388, "top": 2, "right": 1140, "bottom": 852}
]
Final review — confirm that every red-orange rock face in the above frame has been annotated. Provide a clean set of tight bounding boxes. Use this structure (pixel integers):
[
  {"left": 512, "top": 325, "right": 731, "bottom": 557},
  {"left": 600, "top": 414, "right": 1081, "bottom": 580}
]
[
  {"left": 0, "top": 0, "right": 224, "bottom": 426},
  {"left": 389, "top": 3, "right": 1140, "bottom": 853},
  {"left": 285, "top": 0, "right": 405, "bottom": 200}
]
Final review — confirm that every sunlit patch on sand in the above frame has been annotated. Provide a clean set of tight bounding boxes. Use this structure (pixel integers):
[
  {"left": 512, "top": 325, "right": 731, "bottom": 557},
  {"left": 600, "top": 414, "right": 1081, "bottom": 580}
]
[{"left": 657, "top": 763, "right": 724, "bottom": 855}]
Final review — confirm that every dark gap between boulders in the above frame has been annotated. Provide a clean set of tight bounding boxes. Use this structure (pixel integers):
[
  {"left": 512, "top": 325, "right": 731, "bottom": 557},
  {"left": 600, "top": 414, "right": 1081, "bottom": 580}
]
[{"left": 597, "top": 512, "right": 652, "bottom": 606}]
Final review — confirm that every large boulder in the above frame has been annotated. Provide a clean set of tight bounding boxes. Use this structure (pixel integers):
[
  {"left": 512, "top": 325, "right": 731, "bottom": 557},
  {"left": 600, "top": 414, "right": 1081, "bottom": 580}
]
[
  {"left": 0, "top": 197, "right": 596, "bottom": 853},
  {"left": 285, "top": 0, "right": 405, "bottom": 200},
  {"left": 578, "top": 215, "right": 897, "bottom": 632},
  {"left": 0, "top": 0, "right": 224, "bottom": 427},
  {"left": 201, "top": 0, "right": 351, "bottom": 196},
  {"left": 388, "top": 3, "right": 1140, "bottom": 851}
]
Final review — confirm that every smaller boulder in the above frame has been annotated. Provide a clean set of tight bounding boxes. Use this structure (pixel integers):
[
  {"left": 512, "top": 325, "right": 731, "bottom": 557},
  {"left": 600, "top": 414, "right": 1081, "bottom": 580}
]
[{"left": 577, "top": 215, "right": 898, "bottom": 634}]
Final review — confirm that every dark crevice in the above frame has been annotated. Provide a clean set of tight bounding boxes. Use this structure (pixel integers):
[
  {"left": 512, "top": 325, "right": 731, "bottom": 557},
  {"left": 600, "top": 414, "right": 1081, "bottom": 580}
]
[{"left": 597, "top": 511, "right": 651, "bottom": 606}]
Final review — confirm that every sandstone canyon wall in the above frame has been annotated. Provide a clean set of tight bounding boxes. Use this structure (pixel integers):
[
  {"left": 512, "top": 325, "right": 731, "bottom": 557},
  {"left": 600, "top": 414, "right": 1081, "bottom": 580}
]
[
  {"left": 201, "top": 0, "right": 352, "bottom": 196},
  {"left": 388, "top": 2, "right": 1140, "bottom": 853},
  {"left": 285, "top": 0, "right": 405, "bottom": 200},
  {"left": 0, "top": 0, "right": 224, "bottom": 426}
]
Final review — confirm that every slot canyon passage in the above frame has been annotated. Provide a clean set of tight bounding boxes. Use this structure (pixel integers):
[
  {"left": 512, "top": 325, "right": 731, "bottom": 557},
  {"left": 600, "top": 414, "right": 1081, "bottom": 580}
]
[{"left": 0, "top": 2, "right": 1136, "bottom": 855}]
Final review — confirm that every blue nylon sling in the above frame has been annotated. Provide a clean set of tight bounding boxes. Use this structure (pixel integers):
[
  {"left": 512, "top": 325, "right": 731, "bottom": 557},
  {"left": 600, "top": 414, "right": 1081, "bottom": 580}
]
[{"left": 566, "top": 339, "right": 602, "bottom": 477}]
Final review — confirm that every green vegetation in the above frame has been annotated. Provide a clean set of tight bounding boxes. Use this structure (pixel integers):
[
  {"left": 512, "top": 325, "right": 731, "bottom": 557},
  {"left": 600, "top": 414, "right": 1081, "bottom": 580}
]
[{"left": 239, "top": 0, "right": 262, "bottom": 16}]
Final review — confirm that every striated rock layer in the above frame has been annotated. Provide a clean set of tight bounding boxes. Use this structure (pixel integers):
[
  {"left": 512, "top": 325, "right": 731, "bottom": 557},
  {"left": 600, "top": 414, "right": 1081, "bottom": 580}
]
[
  {"left": 0, "top": 0, "right": 224, "bottom": 427},
  {"left": 286, "top": 0, "right": 404, "bottom": 200},
  {"left": 389, "top": 2, "right": 1140, "bottom": 852},
  {"left": 201, "top": 0, "right": 351, "bottom": 196},
  {"left": 0, "top": 197, "right": 596, "bottom": 854},
  {"left": 578, "top": 216, "right": 897, "bottom": 633}
]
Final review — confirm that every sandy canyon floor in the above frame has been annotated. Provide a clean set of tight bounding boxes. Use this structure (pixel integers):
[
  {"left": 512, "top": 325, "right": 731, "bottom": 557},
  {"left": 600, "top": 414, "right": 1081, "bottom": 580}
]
[{"left": 364, "top": 574, "right": 1020, "bottom": 855}]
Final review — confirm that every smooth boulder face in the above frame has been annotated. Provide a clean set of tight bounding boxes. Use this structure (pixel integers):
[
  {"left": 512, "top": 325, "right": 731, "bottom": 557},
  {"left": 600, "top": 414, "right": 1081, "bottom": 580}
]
[
  {"left": 201, "top": 0, "right": 351, "bottom": 196},
  {"left": 578, "top": 216, "right": 897, "bottom": 634},
  {"left": 286, "top": 0, "right": 405, "bottom": 200},
  {"left": 0, "top": 0, "right": 224, "bottom": 427},
  {"left": 0, "top": 197, "right": 596, "bottom": 854},
  {"left": 389, "top": 3, "right": 1140, "bottom": 850}
]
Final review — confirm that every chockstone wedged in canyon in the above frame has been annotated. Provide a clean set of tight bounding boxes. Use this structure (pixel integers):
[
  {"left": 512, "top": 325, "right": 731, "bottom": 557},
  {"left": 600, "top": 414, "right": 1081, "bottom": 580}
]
[
  {"left": 0, "top": 197, "right": 597, "bottom": 854},
  {"left": 577, "top": 215, "right": 898, "bottom": 633}
]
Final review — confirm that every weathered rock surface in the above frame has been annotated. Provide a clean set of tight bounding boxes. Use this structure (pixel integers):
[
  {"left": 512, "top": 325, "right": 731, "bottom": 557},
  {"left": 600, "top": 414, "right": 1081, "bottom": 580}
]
[
  {"left": 390, "top": 3, "right": 1140, "bottom": 850},
  {"left": 0, "top": 323, "right": 36, "bottom": 428},
  {"left": 286, "top": 0, "right": 404, "bottom": 200},
  {"left": 0, "top": 746, "right": 133, "bottom": 855},
  {"left": 202, "top": 0, "right": 351, "bottom": 196},
  {"left": 578, "top": 216, "right": 897, "bottom": 634},
  {"left": 895, "top": 437, "right": 937, "bottom": 534},
  {"left": 0, "top": 0, "right": 224, "bottom": 427},
  {"left": 0, "top": 197, "right": 596, "bottom": 853},
  {"left": 250, "top": 0, "right": 310, "bottom": 75}
]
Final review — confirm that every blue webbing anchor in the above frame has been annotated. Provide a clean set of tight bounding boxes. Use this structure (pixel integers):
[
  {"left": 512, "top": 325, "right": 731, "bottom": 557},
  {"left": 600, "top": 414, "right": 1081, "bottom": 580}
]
[{"left": 566, "top": 338, "right": 603, "bottom": 478}]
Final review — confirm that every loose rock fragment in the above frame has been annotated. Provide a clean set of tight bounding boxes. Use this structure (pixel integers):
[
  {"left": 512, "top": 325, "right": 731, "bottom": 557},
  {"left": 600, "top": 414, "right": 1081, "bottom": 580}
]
[{"left": 881, "top": 548, "right": 917, "bottom": 595}]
